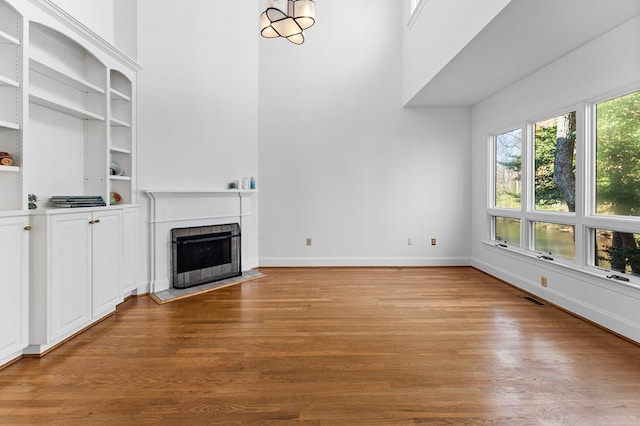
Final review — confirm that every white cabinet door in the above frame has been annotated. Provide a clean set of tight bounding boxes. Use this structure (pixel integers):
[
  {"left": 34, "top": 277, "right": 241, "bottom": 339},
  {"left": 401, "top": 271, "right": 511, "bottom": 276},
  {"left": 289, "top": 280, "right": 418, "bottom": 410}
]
[
  {"left": 91, "top": 209, "right": 122, "bottom": 317},
  {"left": 0, "top": 216, "right": 29, "bottom": 365},
  {"left": 49, "top": 212, "right": 92, "bottom": 341}
]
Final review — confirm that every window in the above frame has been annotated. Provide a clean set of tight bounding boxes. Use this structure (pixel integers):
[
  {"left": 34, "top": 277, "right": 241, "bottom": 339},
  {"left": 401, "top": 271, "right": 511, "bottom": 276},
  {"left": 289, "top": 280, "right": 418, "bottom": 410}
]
[
  {"left": 534, "top": 112, "right": 576, "bottom": 212},
  {"left": 495, "top": 129, "right": 521, "bottom": 209},
  {"left": 494, "top": 217, "right": 520, "bottom": 246},
  {"left": 488, "top": 88, "right": 640, "bottom": 282},
  {"left": 595, "top": 229, "right": 640, "bottom": 274},
  {"left": 533, "top": 222, "right": 575, "bottom": 260},
  {"left": 595, "top": 91, "right": 640, "bottom": 217}
]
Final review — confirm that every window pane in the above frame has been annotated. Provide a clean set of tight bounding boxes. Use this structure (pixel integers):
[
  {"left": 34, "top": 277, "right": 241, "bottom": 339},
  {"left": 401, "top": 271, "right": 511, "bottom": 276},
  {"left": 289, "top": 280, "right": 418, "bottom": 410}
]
[
  {"left": 494, "top": 217, "right": 520, "bottom": 246},
  {"left": 534, "top": 112, "right": 576, "bottom": 212},
  {"left": 533, "top": 222, "right": 575, "bottom": 260},
  {"left": 595, "top": 229, "right": 640, "bottom": 274},
  {"left": 495, "top": 129, "right": 521, "bottom": 208},
  {"left": 595, "top": 91, "right": 640, "bottom": 217}
]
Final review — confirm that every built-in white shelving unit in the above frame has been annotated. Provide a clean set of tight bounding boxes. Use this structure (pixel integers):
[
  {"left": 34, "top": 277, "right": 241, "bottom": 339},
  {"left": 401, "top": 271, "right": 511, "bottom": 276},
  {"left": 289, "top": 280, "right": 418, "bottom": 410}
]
[
  {"left": 108, "top": 69, "right": 134, "bottom": 205},
  {"left": 0, "top": 0, "right": 142, "bottom": 365},
  {"left": 26, "top": 21, "right": 108, "bottom": 206},
  {"left": 0, "top": 0, "right": 22, "bottom": 210},
  {"left": 0, "top": 0, "right": 26, "bottom": 367}
]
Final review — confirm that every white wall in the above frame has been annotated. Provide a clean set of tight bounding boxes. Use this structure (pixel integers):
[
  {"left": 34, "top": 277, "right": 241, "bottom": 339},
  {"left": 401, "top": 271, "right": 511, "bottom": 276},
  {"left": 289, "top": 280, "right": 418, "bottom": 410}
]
[
  {"left": 115, "top": 0, "right": 137, "bottom": 59},
  {"left": 136, "top": 0, "right": 260, "bottom": 288},
  {"left": 48, "top": 0, "right": 136, "bottom": 59},
  {"left": 402, "top": 0, "right": 510, "bottom": 105},
  {"left": 50, "top": 0, "right": 115, "bottom": 44},
  {"left": 137, "top": 0, "right": 258, "bottom": 190},
  {"left": 259, "top": 0, "right": 472, "bottom": 266},
  {"left": 471, "top": 16, "right": 640, "bottom": 342}
]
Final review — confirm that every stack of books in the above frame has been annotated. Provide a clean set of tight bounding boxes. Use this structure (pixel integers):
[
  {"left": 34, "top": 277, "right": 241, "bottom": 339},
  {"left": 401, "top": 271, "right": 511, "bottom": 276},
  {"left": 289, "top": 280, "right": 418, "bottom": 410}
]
[{"left": 50, "top": 195, "right": 106, "bottom": 208}]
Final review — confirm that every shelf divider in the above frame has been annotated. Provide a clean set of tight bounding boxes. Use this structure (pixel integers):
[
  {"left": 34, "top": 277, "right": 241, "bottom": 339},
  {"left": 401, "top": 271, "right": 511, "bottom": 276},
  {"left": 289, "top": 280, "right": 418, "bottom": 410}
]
[
  {"left": 0, "top": 74, "right": 20, "bottom": 88},
  {"left": 110, "top": 117, "right": 131, "bottom": 128},
  {"left": 110, "top": 88, "right": 131, "bottom": 102},
  {"left": 0, "top": 29, "right": 19, "bottom": 45},
  {"left": 0, "top": 119, "right": 20, "bottom": 130},
  {"left": 110, "top": 146, "right": 131, "bottom": 155},
  {"left": 0, "top": 165, "right": 20, "bottom": 173}
]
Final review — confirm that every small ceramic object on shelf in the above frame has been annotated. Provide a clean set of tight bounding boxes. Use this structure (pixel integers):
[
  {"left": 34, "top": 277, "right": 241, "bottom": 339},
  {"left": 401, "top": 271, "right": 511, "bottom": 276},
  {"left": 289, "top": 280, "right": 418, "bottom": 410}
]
[
  {"left": 0, "top": 151, "right": 13, "bottom": 166},
  {"left": 28, "top": 194, "right": 38, "bottom": 209},
  {"left": 109, "top": 192, "right": 122, "bottom": 205},
  {"left": 109, "top": 162, "right": 124, "bottom": 176}
]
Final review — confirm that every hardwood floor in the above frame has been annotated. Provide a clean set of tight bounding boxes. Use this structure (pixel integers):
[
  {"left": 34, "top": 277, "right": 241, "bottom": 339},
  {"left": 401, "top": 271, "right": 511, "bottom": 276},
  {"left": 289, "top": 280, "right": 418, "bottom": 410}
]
[{"left": 1, "top": 267, "right": 639, "bottom": 425}]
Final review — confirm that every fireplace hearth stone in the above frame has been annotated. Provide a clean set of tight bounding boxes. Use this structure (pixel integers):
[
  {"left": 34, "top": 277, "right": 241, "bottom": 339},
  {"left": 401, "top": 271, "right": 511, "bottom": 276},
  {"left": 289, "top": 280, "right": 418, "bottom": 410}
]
[{"left": 151, "top": 269, "right": 264, "bottom": 304}]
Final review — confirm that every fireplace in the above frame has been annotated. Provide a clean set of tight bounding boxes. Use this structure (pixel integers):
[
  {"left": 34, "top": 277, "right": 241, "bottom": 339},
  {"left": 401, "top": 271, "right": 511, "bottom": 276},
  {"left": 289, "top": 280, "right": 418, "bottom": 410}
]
[{"left": 171, "top": 223, "right": 241, "bottom": 289}]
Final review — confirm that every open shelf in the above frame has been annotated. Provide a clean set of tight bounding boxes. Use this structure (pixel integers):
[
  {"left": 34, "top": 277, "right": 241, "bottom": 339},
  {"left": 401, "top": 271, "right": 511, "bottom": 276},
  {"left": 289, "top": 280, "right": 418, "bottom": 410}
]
[
  {"left": 29, "top": 57, "right": 105, "bottom": 94},
  {"left": 110, "top": 117, "right": 130, "bottom": 128},
  {"left": 0, "top": 74, "right": 19, "bottom": 87},
  {"left": 110, "top": 88, "right": 130, "bottom": 102},
  {"left": 0, "top": 119, "right": 19, "bottom": 130},
  {"left": 0, "top": 28, "right": 19, "bottom": 45},
  {"left": 110, "top": 146, "right": 131, "bottom": 155},
  {"left": 0, "top": 164, "right": 19, "bottom": 172},
  {"left": 110, "top": 175, "right": 131, "bottom": 181},
  {"left": 29, "top": 92, "right": 105, "bottom": 121}
]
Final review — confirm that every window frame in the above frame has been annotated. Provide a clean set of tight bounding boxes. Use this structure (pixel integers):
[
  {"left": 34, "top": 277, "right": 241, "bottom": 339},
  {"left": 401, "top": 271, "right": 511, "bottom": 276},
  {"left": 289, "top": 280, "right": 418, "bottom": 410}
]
[
  {"left": 488, "top": 126, "right": 525, "bottom": 251},
  {"left": 486, "top": 85, "right": 640, "bottom": 286}
]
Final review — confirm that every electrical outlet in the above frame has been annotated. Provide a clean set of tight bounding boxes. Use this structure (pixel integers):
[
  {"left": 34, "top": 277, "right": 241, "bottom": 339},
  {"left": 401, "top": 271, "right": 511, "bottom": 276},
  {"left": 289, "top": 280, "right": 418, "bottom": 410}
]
[
  {"left": 408, "top": 238, "right": 413, "bottom": 245},
  {"left": 306, "top": 238, "right": 312, "bottom": 246},
  {"left": 541, "top": 276, "right": 548, "bottom": 287},
  {"left": 431, "top": 238, "right": 436, "bottom": 246}
]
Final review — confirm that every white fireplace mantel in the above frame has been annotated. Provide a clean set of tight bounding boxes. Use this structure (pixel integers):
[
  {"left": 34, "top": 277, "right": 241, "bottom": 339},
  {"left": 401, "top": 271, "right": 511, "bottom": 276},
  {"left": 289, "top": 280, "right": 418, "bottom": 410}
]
[{"left": 144, "top": 189, "right": 258, "bottom": 293}]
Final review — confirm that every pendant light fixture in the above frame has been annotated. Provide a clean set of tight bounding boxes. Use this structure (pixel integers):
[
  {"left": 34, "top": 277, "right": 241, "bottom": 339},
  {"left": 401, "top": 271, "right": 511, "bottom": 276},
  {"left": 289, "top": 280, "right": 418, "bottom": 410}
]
[{"left": 260, "top": 0, "right": 315, "bottom": 45}]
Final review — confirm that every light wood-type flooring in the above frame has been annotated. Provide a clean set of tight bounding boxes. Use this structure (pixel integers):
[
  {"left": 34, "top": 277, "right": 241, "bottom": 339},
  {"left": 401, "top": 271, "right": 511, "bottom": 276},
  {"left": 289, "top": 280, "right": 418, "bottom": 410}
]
[{"left": 1, "top": 267, "right": 640, "bottom": 425}]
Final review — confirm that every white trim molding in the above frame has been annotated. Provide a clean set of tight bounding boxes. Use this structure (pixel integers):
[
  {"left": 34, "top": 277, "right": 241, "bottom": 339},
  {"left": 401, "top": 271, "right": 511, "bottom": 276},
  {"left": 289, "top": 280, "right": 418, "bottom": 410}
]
[{"left": 260, "top": 256, "right": 470, "bottom": 267}]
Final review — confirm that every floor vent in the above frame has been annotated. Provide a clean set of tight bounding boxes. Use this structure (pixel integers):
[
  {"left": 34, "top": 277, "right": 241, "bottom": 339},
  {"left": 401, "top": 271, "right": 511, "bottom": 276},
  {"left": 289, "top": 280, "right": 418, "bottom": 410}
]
[{"left": 523, "top": 296, "right": 545, "bottom": 306}]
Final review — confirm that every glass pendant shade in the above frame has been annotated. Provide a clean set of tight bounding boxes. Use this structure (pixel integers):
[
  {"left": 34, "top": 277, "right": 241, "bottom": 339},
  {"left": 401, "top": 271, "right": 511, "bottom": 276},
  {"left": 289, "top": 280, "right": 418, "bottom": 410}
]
[
  {"left": 286, "top": 33, "right": 304, "bottom": 45},
  {"left": 260, "top": 11, "right": 279, "bottom": 38},
  {"left": 260, "top": 0, "right": 315, "bottom": 44},
  {"left": 292, "top": 0, "right": 315, "bottom": 30},
  {"left": 271, "top": 16, "right": 302, "bottom": 38}
]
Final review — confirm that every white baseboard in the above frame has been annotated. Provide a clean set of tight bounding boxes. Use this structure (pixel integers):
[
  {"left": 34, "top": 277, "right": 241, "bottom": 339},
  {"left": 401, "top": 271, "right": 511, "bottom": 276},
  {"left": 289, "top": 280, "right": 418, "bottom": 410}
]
[
  {"left": 259, "top": 256, "right": 471, "bottom": 267},
  {"left": 472, "top": 258, "right": 640, "bottom": 344}
]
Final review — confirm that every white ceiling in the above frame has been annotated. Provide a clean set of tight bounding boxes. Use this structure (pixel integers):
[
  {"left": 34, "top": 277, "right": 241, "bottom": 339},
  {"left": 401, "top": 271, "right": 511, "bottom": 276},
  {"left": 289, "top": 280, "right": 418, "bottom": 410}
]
[{"left": 405, "top": 0, "right": 640, "bottom": 107}]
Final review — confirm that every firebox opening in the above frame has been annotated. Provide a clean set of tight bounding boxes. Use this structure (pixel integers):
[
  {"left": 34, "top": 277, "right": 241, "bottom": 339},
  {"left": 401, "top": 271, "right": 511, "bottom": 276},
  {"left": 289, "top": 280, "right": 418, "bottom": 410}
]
[
  {"left": 171, "top": 223, "right": 241, "bottom": 289},
  {"left": 176, "top": 232, "right": 232, "bottom": 273}
]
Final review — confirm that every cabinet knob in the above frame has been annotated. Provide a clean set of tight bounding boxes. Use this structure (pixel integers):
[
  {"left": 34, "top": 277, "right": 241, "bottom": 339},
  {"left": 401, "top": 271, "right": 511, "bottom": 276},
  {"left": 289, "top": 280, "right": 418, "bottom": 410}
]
[
  {"left": 94, "top": 219, "right": 100, "bottom": 224},
  {"left": 24, "top": 225, "right": 32, "bottom": 231}
]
